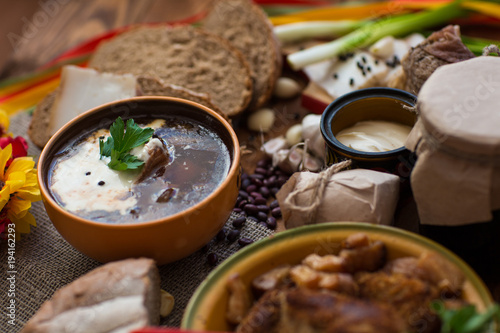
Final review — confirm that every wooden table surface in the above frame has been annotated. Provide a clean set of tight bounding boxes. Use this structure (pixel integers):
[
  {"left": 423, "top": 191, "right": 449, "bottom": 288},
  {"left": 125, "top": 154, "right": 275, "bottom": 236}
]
[{"left": 1, "top": 0, "right": 500, "bottom": 310}]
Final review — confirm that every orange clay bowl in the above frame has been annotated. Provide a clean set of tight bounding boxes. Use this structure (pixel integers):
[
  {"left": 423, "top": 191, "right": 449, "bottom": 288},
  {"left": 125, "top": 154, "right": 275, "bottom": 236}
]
[
  {"left": 38, "top": 97, "right": 240, "bottom": 265},
  {"left": 182, "top": 222, "right": 494, "bottom": 331}
]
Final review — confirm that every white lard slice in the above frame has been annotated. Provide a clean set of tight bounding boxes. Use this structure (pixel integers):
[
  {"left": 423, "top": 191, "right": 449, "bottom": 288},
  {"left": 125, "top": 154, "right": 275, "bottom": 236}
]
[{"left": 48, "top": 65, "right": 137, "bottom": 136}]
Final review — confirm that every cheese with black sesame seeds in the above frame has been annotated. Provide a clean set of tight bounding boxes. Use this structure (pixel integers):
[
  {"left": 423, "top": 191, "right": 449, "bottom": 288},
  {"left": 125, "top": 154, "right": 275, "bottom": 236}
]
[{"left": 303, "top": 51, "right": 389, "bottom": 99}]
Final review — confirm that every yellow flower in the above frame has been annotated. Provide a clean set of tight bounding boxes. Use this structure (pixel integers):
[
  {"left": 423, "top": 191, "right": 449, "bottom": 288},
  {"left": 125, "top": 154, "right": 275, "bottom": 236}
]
[
  {"left": 0, "top": 144, "right": 41, "bottom": 239},
  {"left": 0, "top": 108, "right": 11, "bottom": 137}
]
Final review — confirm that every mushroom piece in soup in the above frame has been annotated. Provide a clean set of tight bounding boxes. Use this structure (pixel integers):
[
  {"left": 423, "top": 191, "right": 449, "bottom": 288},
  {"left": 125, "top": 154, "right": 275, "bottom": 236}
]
[{"left": 48, "top": 117, "right": 231, "bottom": 223}]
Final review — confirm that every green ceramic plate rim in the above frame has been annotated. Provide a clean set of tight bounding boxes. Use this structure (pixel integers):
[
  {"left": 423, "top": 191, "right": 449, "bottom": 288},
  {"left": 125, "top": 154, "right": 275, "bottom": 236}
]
[{"left": 181, "top": 221, "right": 493, "bottom": 328}]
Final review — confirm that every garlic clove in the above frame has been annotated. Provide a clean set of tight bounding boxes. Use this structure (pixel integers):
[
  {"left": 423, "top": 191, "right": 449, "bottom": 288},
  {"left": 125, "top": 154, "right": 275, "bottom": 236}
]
[
  {"left": 261, "top": 136, "right": 289, "bottom": 157},
  {"left": 247, "top": 108, "right": 276, "bottom": 132},
  {"left": 285, "top": 124, "right": 303, "bottom": 146},
  {"left": 301, "top": 153, "right": 324, "bottom": 172},
  {"left": 273, "top": 77, "right": 302, "bottom": 99},
  {"left": 160, "top": 290, "right": 175, "bottom": 317}
]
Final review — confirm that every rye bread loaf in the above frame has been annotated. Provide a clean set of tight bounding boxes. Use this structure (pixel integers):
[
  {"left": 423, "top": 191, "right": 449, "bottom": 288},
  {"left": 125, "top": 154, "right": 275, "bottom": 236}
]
[
  {"left": 89, "top": 25, "right": 253, "bottom": 117},
  {"left": 28, "top": 76, "right": 227, "bottom": 148},
  {"left": 21, "top": 258, "right": 161, "bottom": 333},
  {"left": 203, "top": 0, "right": 282, "bottom": 110}
]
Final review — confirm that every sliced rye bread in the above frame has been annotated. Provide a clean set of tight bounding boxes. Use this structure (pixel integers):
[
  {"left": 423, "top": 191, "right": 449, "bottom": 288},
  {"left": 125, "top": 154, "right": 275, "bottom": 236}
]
[
  {"left": 28, "top": 76, "right": 228, "bottom": 149},
  {"left": 28, "top": 89, "right": 57, "bottom": 149},
  {"left": 89, "top": 25, "right": 252, "bottom": 117},
  {"left": 203, "top": 0, "right": 282, "bottom": 110}
]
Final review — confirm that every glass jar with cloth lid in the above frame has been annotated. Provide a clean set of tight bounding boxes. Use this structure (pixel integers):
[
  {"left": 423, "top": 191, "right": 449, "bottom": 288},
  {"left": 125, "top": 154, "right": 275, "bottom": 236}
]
[{"left": 405, "top": 56, "right": 500, "bottom": 278}]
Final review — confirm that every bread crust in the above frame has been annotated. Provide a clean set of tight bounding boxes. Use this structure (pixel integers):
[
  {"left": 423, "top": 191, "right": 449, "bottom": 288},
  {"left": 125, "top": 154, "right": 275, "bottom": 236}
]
[
  {"left": 28, "top": 90, "right": 57, "bottom": 149},
  {"left": 89, "top": 25, "right": 253, "bottom": 117},
  {"left": 203, "top": 0, "right": 282, "bottom": 110}
]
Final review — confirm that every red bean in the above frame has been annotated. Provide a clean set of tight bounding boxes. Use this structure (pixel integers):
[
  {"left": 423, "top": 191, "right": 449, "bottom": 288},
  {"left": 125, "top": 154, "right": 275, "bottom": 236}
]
[
  {"left": 250, "top": 191, "right": 263, "bottom": 199},
  {"left": 227, "top": 229, "right": 240, "bottom": 242},
  {"left": 207, "top": 253, "right": 218, "bottom": 266},
  {"left": 241, "top": 178, "right": 251, "bottom": 189},
  {"left": 266, "top": 217, "right": 277, "bottom": 230},
  {"left": 271, "top": 207, "right": 282, "bottom": 218},
  {"left": 238, "top": 200, "right": 248, "bottom": 209},
  {"left": 238, "top": 237, "right": 254, "bottom": 247},
  {"left": 271, "top": 187, "right": 280, "bottom": 197},
  {"left": 216, "top": 228, "right": 227, "bottom": 241},
  {"left": 232, "top": 216, "right": 246, "bottom": 228},
  {"left": 247, "top": 216, "right": 259, "bottom": 224},
  {"left": 260, "top": 186, "right": 270, "bottom": 198},
  {"left": 270, "top": 200, "right": 279, "bottom": 209},
  {"left": 267, "top": 175, "right": 277, "bottom": 186},
  {"left": 246, "top": 184, "right": 257, "bottom": 193},
  {"left": 244, "top": 204, "right": 259, "bottom": 216},
  {"left": 257, "top": 205, "right": 270, "bottom": 214},
  {"left": 257, "top": 212, "right": 268, "bottom": 221},
  {"left": 258, "top": 221, "right": 268, "bottom": 228},
  {"left": 254, "top": 197, "right": 267, "bottom": 205},
  {"left": 255, "top": 167, "right": 268, "bottom": 175},
  {"left": 250, "top": 173, "right": 265, "bottom": 180},
  {"left": 252, "top": 178, "right": 263, "bottom": 187}
]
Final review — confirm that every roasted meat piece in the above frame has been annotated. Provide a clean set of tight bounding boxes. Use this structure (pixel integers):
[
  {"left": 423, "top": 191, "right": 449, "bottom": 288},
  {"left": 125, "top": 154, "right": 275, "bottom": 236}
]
[
  {"left": 289, "top": 264, "right": 358, "bottom": 295},
  {"left": 279, "top": 288, "right": 407, "bottom": 333},
  {"left": 237, "top": 289, "right": 282, "bottom": 333},
  {"left": 384, "top": 252, "right": 466, "bottom": 297},
  {"left": 302, "top": 253, "right": 344, "bottom": 273},
  {"left": 339, "top": 239, "right": 387, "bottom": 273},
  {"left": 135, "top": 136, "right": 170, "bottom": 184},
  {"left": 226, "top": 273, "right": 253, "bottom": 326},
  {"left": 238, "top": 288, "right": 407, "bottom": 333},
  {"left": 356, "top": 271, "right": 441, "bottom": 333},
  {"left": 400, "top": 25, "right": 475, "bottom": 94},
  {"left": 252, "top": 265, "right": 291, "bottom": 298},
  {"left": 302, "top": 233, "right": 387, "bottom": 274}
]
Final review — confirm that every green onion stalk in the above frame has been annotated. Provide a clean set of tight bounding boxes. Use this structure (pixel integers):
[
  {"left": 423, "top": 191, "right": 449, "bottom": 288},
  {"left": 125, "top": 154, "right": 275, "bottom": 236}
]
[
  {"left": 286, "top": 0, "right": 467, "bottom": 71},
  {"left": 274, "top": 20, "right": 367, "bottom": 43}
]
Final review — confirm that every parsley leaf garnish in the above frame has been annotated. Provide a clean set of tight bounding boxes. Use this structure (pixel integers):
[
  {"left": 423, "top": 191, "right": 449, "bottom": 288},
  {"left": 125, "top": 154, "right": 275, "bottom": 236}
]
[
  {"left": 431, "top": 300, "right": 500, "bottom": 333},
  {"left": 99, "top": 117, "right": 154, "bottom": 171}
]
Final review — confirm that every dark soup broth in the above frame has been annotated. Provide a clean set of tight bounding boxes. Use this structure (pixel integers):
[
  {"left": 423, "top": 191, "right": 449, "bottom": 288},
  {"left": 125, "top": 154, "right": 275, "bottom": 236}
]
[{"left": 48, "top": 116, "right": 231, "bottom": 223}]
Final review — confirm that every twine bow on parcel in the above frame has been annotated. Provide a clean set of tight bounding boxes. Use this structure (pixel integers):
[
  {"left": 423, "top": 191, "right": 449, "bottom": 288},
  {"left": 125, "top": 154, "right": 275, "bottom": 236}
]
[{"left": 282, "top": 160, "right": 352, "bottom": 225}]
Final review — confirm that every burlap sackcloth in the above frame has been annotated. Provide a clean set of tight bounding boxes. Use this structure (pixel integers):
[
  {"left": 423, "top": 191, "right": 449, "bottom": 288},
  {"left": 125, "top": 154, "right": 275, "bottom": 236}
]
[{"left": 0, "top": 112, "right": 274, "bottom": 333}]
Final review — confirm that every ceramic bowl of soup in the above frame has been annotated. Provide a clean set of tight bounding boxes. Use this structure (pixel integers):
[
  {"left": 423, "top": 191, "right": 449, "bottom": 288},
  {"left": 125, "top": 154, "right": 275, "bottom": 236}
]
[{"left": 38, "top": 96, "right": 241, "bottom": 265}]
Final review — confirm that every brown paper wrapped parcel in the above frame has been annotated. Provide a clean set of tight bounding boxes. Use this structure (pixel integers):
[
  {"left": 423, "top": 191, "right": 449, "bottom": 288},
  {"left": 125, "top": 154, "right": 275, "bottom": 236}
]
[
  {"left": 277, "top": 161, "right": 400, "bottom": 229},
  {"left": 406, "top": 56, "right": 500, "bottom": 226}
]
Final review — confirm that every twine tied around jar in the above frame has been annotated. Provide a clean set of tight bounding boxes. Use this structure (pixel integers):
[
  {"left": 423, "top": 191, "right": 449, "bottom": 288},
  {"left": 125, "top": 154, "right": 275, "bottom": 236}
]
[{"left": 283, "top": 159, "right": 352, "bottom": 224}]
